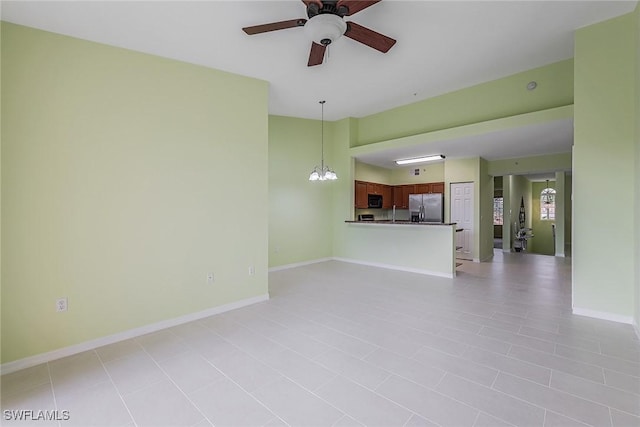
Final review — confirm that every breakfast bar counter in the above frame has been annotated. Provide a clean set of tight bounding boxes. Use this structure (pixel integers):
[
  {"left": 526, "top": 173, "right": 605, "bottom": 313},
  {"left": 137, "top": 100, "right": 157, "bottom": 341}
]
[
  {"left": 337, "top": 221, "right": 458, "bottom": 278},
  {"left": 344, "top": 220, "right": 457, "bottom": 226}
]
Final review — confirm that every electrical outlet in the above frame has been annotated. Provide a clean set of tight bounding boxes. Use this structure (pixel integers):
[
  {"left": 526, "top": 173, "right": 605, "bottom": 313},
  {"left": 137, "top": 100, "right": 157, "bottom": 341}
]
[
  {"left": 206, "top": 272, "right": 214, "bottom": 284},
  {"left": 56, "top": 297, "right": 68, "bottom": 312},
  {"left": 249, "top": 266, "right": 255, "bottom": 276}
]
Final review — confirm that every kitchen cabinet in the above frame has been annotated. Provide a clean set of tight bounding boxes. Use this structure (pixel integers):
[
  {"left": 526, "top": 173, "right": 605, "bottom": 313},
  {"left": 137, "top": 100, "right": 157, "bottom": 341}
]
[
  {"left": 391, "top": 185, "right": 414, "bottom": 209},
  {"left": 392, "top": 182, "right": 444, "bottom": 208},
  {"left": 356, "top": 180, "right": 443, "bottom": 209},
  {"left": 393, "top": 186, "right": 404, "bottom": 208},
  {"left": 430, "top": 182, "right": 445, "bottom": 194},
  {"left": 416, "top": 182, "right": 445, "bottom": 194},
  {"left": 382, "top": 185, "right": 393, "bottom": 209},
  {"left": 415, "top": 183, "right": 430, "bottom": 194},
  {"left": 402, "top": 185, "right": 414, "bottom": 207},
  {"left": 355, "top": 181, "right": 368, "bottom": 208},
  {"left": 355, "top": 180, "right": 393, "bottom": 208},
  {"left": 366, "top": 182, "right": 383, "bottom": 195}
]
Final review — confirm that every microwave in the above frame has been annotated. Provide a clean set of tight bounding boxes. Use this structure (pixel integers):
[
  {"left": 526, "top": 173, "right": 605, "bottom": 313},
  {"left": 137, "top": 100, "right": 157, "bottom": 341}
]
[{"left": 368, "top": 194, "right": 383, "bottom": 209}]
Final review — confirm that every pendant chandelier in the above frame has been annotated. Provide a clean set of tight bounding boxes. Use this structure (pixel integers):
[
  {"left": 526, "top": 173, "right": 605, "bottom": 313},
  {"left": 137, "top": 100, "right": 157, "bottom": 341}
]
[{"left": 309, "top": 100, "right": 337, "bottom": 181}]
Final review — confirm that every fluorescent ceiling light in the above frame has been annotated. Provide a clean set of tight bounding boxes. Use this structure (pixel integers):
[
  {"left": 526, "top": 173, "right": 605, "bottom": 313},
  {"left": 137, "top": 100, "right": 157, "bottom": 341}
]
[{"left": 395, "top": 155, "right": 445, "bottom": 165}]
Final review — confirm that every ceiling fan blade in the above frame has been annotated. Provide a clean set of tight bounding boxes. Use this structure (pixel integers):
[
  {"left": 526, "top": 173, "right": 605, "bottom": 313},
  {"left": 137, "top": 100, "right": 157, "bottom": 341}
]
[
  {"left": 344, "top": 21, "right": 396, "bottom": 53},
  {"left": 301, "top": 0, "right": 323, "bottom": 8},
  {"left": 242, "top": 19, "right": 306, "bottom": 35},
  {"left": 337, "top": 0, "right": 381, "bottom": 16},
  {"left": 308, "top": 42, "right": 326, "bottom": 66}
]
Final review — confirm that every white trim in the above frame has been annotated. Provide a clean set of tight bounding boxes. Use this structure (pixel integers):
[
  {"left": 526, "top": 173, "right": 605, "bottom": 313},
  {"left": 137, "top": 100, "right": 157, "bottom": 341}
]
[
  {"left": 332, "top": 257, "right": 454, "bottom": 279},
  {"left": 268, "top": 258, "right": 332, "bottom": 272},
  {"left": 1, "top": 294, "right": 269, "bottom": 375},
  {"left": 634, "top": 322, "right": 640, "bottom": 341},
  {"left": 572, "top": 307, "right": 634, "bottom": 325}
]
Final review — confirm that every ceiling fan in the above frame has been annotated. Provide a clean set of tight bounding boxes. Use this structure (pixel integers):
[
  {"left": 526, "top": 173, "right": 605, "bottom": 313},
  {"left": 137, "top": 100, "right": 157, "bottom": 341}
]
[{"left": 242, "top": 0, "right": 396, "bottom": 66}]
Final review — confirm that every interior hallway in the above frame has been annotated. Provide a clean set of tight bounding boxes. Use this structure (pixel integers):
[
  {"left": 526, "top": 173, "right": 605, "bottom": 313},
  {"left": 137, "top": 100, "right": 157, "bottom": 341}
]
[{"left": 1, "top": 254, "right": 638, "bottom": 426}]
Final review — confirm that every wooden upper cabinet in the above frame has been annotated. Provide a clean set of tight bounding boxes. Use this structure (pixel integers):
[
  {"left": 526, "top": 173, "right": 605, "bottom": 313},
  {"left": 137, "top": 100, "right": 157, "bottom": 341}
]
[
  {"left": 414, "top": 182, "right": 445, "bottom": 194},
  {"left": 355, "top": 181, "right": 368, "bottom": 208},
  {"left": 430, "top": 181, "right": 445, "bottom": 194},
  {"left": 355, "top": 180, "right": 392, "bottom": 208},
  {"left": 393, "top": 185, "right": 413, "bottom": 208},
  {"left": 366, "top": 182, "right": 375, "bottom": 195},
  {"left": 393, "top": 186, "right": 403, "bottom": 208},
  {"left": 355, "top": 180, "right": 441, "bottom": 208},
  {"left": 393, "top": 185, "right": 414, "bottom": 208},
  {"left": 366, "top": 182, "right": 383, "bottom": 195},
  {"left": 382, "top": 185, "right": 393, "bottom": 209},
  {"left": 415, "top": 183, "right": 430, "bottom": 194}
]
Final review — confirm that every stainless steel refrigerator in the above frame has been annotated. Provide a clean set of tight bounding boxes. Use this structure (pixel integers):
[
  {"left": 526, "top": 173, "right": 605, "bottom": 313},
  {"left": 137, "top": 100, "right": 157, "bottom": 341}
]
[{"left": 409, "top": 193, "right": 444, "bottom": 223}]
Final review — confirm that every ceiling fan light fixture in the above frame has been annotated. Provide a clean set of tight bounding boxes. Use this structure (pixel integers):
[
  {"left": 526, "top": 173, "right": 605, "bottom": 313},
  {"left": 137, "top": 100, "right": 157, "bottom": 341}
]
[
  {"left": 304, "top": 13, "right": 347, "bottom": 46},
  {"left": 395, "top": 155, "right": 445, "bottom": 165}
]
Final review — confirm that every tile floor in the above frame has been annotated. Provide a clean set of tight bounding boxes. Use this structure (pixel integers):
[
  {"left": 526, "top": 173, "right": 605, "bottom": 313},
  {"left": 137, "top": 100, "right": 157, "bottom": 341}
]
[{"left": 2, "top": 252, "right": 639, "bottom": 427}]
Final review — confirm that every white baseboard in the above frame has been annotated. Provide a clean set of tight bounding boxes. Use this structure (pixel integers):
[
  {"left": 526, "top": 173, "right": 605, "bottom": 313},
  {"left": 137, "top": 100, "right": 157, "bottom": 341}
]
[
  {"left": 332, "top": 257, "right": 454, "bottom": 279},
  {"left": 1, "top": 294, "right": 269, "bottom": 376},
  {"left": 268, "top": 258, "right": 332, "bottom": 272},
  {"left": 572, "top": 307, "right": 634, "bottom": 325}
]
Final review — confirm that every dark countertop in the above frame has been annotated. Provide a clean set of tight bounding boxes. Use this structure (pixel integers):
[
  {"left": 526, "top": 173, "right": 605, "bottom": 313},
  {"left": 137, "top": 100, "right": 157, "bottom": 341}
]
[{"left": 345, "top": 220, "right": 457, "bottom": 226}]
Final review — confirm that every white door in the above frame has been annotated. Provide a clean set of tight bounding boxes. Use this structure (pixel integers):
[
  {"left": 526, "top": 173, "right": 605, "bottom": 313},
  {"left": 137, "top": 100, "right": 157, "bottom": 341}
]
[{"left": 451, "top": 182, "right": 474, "bottom": 260}]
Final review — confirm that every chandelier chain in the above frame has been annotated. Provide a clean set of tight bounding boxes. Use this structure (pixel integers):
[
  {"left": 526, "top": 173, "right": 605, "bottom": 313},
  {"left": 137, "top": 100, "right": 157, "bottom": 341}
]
[{"left": 320, "top": 100, "right": 325, "bottom": 169}]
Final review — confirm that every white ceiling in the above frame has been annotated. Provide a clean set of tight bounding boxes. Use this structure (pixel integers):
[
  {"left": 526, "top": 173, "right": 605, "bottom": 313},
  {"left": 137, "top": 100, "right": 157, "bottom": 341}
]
[{"left": 2, "top": 0, "right": 636, "bottom": 165}]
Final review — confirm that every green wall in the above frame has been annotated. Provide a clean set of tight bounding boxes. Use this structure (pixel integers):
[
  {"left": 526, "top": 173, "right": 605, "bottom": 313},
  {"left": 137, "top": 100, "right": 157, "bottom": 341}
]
[
  {"left": 574, "top": 13, "right": 636, "bottom": 320},
  {"left": 356, "top": 59, "right": 574, "bottom": 145},
  {"left": 390, "top": 163, "right": 444, "bottom": 185},
  {"left": 1, "top": 23, "right": 269, "bottom": 363},
  {"left": 330, "top": 118, "right": 356, "bottom": 256},
  {"left": 354, "top": 161, "right": 392, "bottom": 183},
  {"left": 353, "top": 161, "right": 446, "bottom": 193},
  {"left": 268, "top": 116, "right": 335, "bottom": 267},
  {"left": 0, "top": 19, "right": 3, "bottom": 364},
  {"left": 634, "top": 3, "right": 640, "bottom": 333},
  {"left": 488, "top": 152, "right": 572, "bottom": 177}
]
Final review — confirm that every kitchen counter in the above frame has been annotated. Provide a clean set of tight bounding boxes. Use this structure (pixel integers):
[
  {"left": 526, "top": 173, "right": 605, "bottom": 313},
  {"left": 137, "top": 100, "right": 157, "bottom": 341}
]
[
  {"left": 345, "top": 220, "right": 457, "bottom": 226},
  {"left": 338, "top": 221, "right": 458, "bottom": 278}
]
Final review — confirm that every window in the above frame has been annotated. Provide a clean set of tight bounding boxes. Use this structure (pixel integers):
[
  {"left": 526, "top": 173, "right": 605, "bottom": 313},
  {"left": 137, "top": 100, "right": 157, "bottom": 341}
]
[
  {"left": 540, "top": 187, "right": 556, "bottom": 220},
  {"left": 493, "top": 197, "right": 503, "bottom": 225}
]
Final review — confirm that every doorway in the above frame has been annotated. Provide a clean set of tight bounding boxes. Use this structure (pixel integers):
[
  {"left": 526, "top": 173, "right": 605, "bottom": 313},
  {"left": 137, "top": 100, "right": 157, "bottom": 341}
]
[
  {"left": 499, "top": 173, "right": 571, "bottom": 257},
  {"left": 493, "top": 177, "right": 503, "bottom": 250},
  {"left": 450, "top": 182, "right": 474, "bottom": 261}
]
